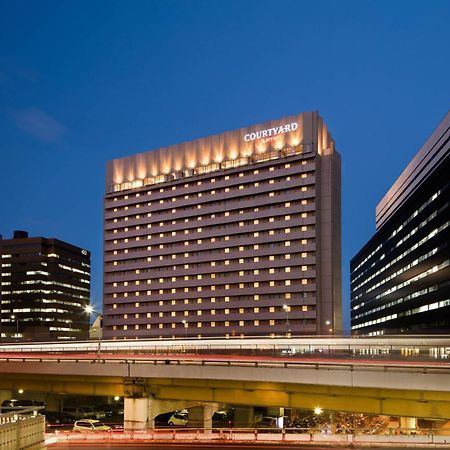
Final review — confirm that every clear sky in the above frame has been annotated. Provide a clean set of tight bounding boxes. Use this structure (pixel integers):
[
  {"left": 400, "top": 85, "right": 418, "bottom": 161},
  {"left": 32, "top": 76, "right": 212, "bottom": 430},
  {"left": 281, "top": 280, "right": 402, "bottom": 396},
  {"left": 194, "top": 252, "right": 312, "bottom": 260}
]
[{"left": 1, "top": 0, "right": 449, "bottom": 331}]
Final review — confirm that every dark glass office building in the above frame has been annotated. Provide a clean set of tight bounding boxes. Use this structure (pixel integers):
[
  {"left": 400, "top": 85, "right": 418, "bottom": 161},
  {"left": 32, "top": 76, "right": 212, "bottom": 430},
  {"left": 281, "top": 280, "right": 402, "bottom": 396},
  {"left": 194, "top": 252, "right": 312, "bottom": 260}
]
[
  {"left": 104, "top": 112, "right": 342, "bottom": 339},
  {"left": 0, "top": 231, "right": 91, "bottom": 341},
  {"left": 351, "top": 112, "right": 450, "bottom": 335}
]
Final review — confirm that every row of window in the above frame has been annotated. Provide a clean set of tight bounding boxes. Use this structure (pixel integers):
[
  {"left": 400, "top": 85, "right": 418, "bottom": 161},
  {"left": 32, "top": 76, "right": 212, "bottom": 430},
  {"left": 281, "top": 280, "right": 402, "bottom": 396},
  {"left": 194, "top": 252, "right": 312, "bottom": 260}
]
[
  {"left": 107, "top": 214, "right": 314, "bottom": 244},
  {"left": 108, "top": 174, "right": 315, "bottom": 214},
  {"left": 107, "top": 228, "right": 314, "bottom": 256},
  {"left": 106, "top": 200, "right": 314, "bottom": 232},
  {"left": 352, "top": 298, "right": 450, "bottom": 330},
  {"left": 108, "top": 292, "right": 314, "bottom": 308},
  {"left": 110, "top": 304, "right": 312, "bottom": 319},
  {"left": 108, "top": 266, "right": 312, "bottom": 288},
  {"left": 109, "top": 318, "right": 316, "bottom": 331},
  {"left": 106, "top": 240, "right": 314, "bottom": 269},
  {"left": 352, "top": 218, "right": 447, "bottom": 292},
  {"left": 351, "top": 188, "right": 444, "bottom": 280},
  {"left": 107, "top": 254, "right": 312, "bottom": 277},
  {"left": 352, "top": 282, "right": 446, "bottom": 320},
  {"left": 108, "top": 279, "right": 314, "bottom": 299}
]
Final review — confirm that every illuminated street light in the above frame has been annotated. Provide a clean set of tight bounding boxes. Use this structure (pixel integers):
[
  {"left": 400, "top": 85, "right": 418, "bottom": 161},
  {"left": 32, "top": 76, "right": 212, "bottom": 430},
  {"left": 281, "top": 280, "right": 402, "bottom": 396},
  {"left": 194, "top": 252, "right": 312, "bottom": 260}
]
[
  {"left": 314, "top": 407, "right": 323, "bottom": 415},
  {"left": 282, "top": 304, "right": 291, "bottom": 337},
  {"left": 182, "top": 320, "right": 188, "bottom": 337},
  {"left": 11, "top": 315, "right": 19, "bottom": 341}
]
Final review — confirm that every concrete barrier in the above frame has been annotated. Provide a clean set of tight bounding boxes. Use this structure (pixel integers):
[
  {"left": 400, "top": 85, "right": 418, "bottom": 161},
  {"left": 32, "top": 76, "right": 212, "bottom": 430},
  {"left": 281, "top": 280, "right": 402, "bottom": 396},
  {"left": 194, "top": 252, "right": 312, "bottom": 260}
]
[
  {"left": 47, "top": 427, "right": 450, "bottom": 447},
  {"left": 0, "top": 415, "right": 45, "bottom": 450}
]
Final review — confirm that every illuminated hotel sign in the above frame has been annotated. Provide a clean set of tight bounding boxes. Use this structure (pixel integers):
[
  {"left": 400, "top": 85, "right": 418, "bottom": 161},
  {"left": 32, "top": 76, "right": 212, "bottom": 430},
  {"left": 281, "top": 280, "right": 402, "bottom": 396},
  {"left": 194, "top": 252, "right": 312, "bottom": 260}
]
[{"left": 244, "top": 122, "right": 298, "bottom": 142}]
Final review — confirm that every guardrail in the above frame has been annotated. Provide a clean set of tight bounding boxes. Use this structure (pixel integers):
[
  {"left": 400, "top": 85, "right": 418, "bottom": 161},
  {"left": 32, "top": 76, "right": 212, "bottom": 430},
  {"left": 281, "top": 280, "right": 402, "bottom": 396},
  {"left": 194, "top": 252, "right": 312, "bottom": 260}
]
[
  {"left": 0, "top": 408, "right": 45, "bottom": 450},
  {"left": 1, "top": 353, "right": 449, "bottom": 374},
  {"left": 46, "top": 427, "right": 450, "bottom": 446}
]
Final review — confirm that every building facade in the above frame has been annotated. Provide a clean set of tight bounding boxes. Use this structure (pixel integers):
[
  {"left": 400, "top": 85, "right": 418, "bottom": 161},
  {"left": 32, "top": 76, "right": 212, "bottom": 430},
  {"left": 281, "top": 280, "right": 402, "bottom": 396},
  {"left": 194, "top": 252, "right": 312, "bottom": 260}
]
[
  {"left": 104, "top": 112, "right": 342, "bottom": 339},
  {"left": 0, "top": 231, "right": 91, "bottom": 341},
  {"left": 351, "top": 112, "right": 450, "bottom": 335}
]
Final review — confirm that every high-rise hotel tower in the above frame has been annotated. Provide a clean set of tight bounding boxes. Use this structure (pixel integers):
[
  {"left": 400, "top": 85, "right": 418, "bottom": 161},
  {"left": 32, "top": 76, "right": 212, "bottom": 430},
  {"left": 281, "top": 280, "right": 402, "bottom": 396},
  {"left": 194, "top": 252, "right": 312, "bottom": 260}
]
[{"left": 103, "top": 112, "right": 342, "bottom": 339}]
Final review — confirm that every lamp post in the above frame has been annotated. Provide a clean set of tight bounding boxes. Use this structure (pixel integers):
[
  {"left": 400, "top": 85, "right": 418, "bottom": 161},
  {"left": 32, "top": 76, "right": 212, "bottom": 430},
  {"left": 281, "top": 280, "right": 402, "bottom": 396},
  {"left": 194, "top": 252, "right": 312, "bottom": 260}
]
[
  {"left": 11, "top": 314, "right": 19, "bottom": 341},
  {"left": 182, "top": 320, "right": 188, "bottom": 338},
  {"left": 282, "top": 304, "right": 291, "bottom": 337},
  {"left": 85, "top": 305, "right": 102, "bottom": 356}
]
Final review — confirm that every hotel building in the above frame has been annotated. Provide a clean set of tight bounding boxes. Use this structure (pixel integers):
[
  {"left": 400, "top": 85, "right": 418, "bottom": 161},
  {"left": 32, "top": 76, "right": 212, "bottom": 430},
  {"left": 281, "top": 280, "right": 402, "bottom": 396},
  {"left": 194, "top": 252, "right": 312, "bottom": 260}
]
[
  {"left": 0, "top": 231, "right": 91, "bottom": 341},
  {"left": 351, "top": 112, "right": 450, "bottom": 335},
  {"left": 104, "top": 111, "right": 342, "bottom": 339}
]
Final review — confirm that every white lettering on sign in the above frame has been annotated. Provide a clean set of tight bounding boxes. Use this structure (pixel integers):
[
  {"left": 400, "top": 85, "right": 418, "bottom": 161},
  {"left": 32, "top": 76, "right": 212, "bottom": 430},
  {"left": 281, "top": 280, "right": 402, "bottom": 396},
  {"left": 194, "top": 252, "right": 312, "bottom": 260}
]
[{"left": 244, "top": 122, "right": 298, "bottom": 142}]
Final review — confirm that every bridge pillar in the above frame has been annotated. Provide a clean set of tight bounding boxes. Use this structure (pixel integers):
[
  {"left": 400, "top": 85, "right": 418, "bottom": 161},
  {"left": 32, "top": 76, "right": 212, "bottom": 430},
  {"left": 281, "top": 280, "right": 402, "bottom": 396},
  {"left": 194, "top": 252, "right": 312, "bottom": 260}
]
[
  {"left": 124, "top": 397, "right": 149, "bottom": 430},
  {"left": 400, "top": 416, "right": 418, "bottom": 433},
  {"left": 204, "top": 403, "right": 219, "bottom": 429}
]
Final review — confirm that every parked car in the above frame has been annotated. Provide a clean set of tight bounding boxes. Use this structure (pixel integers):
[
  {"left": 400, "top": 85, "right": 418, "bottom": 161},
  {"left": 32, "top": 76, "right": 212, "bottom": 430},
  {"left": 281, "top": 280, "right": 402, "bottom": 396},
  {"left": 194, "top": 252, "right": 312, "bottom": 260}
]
[
  {"left": 212, "top": 409, "right": 234, "bottom": 428},
  {"left": 62, "top": 406, "right": 97, "bottom": 420},
  {"left": 73, "top": 419, "right": 111, "bottom": 432},
  {"left": 79, "top": 405, "right": 106, "bottom": 419},
  {"left": 255, "top": 416, "right": 279, "bottom": 430},
  {"left": 45, "top": 412, "right": 75, "bottom": 430},
  {"left": 98, "top": 403, "right": 124, "bottom": 417},
  {"left": 154, "top": 410, "right": 188, "bottom": 427}
]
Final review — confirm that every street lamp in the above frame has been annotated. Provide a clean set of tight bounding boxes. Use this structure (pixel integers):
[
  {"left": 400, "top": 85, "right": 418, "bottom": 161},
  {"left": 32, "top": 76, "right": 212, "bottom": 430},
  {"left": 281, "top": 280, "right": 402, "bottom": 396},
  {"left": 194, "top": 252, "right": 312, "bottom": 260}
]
[
  {"left": 85, "top": 305, "right": 102, "bottom": 355},
  {"left": 182, "top": 320, "right": 188, "bottom": 338},
  {"left": 282, "top": 304, "right": 291, "bottom": 337},
  {"left": 11, "top": 314, "right": 19, "bottom": 341}
]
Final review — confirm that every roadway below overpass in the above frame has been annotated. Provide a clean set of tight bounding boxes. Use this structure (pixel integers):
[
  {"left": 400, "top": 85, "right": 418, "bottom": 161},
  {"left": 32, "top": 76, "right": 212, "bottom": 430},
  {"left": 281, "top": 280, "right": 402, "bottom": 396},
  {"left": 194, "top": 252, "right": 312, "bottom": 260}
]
[{"left": 0, "top": 350, "right": 449, "bottom": 420}]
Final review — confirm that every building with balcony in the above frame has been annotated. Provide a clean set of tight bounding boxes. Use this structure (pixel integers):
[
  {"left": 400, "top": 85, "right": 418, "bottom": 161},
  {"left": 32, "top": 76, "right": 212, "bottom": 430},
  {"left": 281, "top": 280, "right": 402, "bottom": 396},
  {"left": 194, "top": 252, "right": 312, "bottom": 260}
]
[
  {"left": 0, "top": 231, "right": 91, "bottom": 341},
  {"left": 351, "top": 112, "right": 450, "bottom": 335},
  {"left": 104, "top": 111, "right": 342, "bottom": 339}
]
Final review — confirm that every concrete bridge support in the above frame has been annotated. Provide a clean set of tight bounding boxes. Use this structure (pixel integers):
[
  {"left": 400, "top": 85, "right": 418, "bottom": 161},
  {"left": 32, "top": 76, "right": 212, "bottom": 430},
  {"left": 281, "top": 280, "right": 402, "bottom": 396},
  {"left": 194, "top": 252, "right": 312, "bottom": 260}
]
[
  {"left": 400, "top": 416, "right": 418, "bottom": 433},
  {"left": 124, "top": 396, "right": 202, "bottom": 430},
  {"left": 124, "top": 397, "right": 149, "bottom": 430}
]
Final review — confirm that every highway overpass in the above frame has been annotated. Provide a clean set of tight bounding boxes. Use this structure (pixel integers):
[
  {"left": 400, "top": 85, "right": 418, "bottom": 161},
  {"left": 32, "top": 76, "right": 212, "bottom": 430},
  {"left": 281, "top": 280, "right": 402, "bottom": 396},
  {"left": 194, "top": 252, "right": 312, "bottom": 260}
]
[{"left": 0, "top": 336, "right": 449, "bottom": 421}]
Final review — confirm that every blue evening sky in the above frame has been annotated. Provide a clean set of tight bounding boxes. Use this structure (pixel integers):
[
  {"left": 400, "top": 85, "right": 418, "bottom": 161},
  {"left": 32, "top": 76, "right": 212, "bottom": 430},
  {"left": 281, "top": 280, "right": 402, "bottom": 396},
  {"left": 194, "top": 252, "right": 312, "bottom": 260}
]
[{"left": 1, "top": 0, "right": 449, "bottom": 332}]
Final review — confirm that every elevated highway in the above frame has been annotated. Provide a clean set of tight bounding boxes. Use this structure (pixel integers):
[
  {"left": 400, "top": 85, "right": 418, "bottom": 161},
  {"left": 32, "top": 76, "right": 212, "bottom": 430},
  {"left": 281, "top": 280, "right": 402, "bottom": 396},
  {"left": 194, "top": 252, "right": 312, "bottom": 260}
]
[{"left": 0, "top": 336, "right": 449, "bottom": 420}]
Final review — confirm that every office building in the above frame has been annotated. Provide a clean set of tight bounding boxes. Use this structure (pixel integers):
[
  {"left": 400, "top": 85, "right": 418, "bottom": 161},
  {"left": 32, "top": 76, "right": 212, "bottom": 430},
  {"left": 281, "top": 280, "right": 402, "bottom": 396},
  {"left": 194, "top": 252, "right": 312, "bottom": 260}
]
[
  {"left": 0, "top": 231, "right": 91, "bottom": 341},
  {"left": 351, "top": 112, "right": 450, "bottom": 335},
  {"left": 104, "top": 111, "right": 342, "bottom": 339}
]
